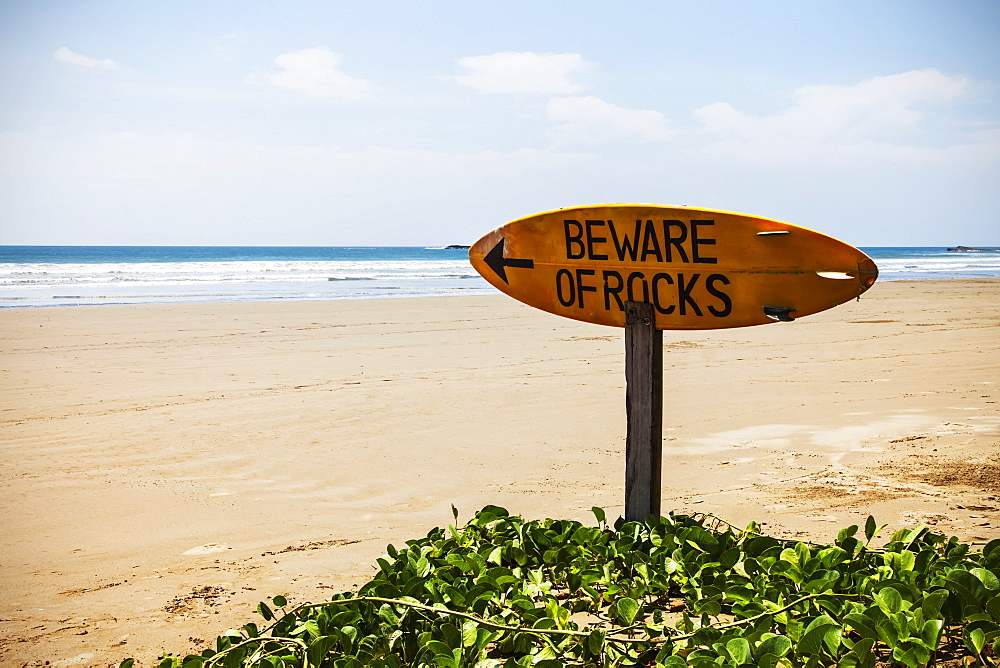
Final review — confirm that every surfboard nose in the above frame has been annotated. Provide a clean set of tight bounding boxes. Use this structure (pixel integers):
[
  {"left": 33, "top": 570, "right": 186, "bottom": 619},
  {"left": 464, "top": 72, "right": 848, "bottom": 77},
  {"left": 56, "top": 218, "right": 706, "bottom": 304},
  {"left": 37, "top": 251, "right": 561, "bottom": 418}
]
[{"left": 858, "top": 257, "right": 878, "bottom": 292}]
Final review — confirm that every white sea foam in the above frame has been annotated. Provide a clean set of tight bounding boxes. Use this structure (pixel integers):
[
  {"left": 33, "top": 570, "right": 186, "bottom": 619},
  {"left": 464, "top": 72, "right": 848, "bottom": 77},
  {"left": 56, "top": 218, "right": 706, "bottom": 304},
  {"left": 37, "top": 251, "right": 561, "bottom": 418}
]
[
  {"left": 0, "top": 259, "right": 476, "bottom": 288},
  {"left": 0, "top": 257, "right": 491, "bottom": 307},
  {"left": 873, "top": 253, "right": 1000, "bottom": 277},
  {"left": 1, "top": 247, "right": 997, "bottom": 307}
]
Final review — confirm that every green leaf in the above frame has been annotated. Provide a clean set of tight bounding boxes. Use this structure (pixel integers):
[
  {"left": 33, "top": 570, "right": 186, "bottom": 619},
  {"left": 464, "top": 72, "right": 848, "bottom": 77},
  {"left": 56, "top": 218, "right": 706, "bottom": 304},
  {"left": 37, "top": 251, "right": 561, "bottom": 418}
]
[
  {"left": 726, "top": 637, "right": 751, "bottom": 664},
  {"left": 341, "top": 625, "right": 359, "bottom": 648},
  {"left": 613, "top": 596, "right": 640, "bottom": 625},
  {"left": 817, "top": 546, "right": 848, "bottom": 569},
  {"left": 686, "top": 527, "right": 720, "bottom": 553},
  {"left": 306, "top": 636, "right": 335, "bottom": 667},
  {"left": 864, "top": 515, "right": 877, "bottom": 542},
  {"left": 754, "top": 634, "right": 792, "bottom": 659},
  {"left": 966, "top": 626, "right": 986, "bottom": 655},
  {"left": 461, "top": 621, "right": 479, "bottom": 648},
  {"left": 778, "top": 547, "right": 799, "bottom": 567},
  {"left": 836, "top": 652, "right": 862, "bottom": 668},
  {"left": 425, "top": 640, "right": 454, "bottom": 657},
  {"left": 876, "top": 619, "right": 899, "bottom": 647},
  {"left": 874, "top": 587, "right": 903, "bottom": 614},
  {"left": 798, "top": 622, "right": 838, "bottom": 657},
  {"left": 592, "top": 506, "right": 606, "bottom": 525},
  {"left": 972, "top": 567, "right": 1000, "bottom": 590},
  {"left": 724, "top": 586, "right": 756, "bottom": 603},
  {"left": 272, "top": 595, "right": 287, "bottom": 608},
  {"left": 803, "top": 614, "right": 836, "bottom": 633},
  {"left": 440, "top": 622, "right": 462, "bottom": 649},
  {"left": 984, "top": 538, "right": 1000, "bottom": 560},
  {"left": 256, "top": 601, "right": 274, "bottom": 621},
  {"left": 720, "top": 547, "right": 741, "bottom": 571},
  {"left": 850, "top": 637, "right": 876, "bottom": 661},
  {"left": 844, "top": 613, "right": 878, "bottom": 640},
  {"left": 119, "top": 660, "right": 136, "bottom": 668},
  {"left": 445, "top": 553, "right": 469, "bottom": 572},
  {"left": 586, "top": 628, "right": 605, "bottom": 655},
  {"left": 892, "top": 640, "right": 931, "bottom": 668},
  {"left": 921, "top": 618, "right": 944, "bottom": 649},
  {"left": 837, "top": 524, "right": 859, "bottom": 543},
  {"left": 891, "top": 549, "right": 916, "bottom": 572},
  {"left": 947, "top": 569, "right": 987, "bottom": 608},
  {"left": 987, "top": 593, "right": 1000, "bottom": 622},
  {"left": 486, "top": 545, "right": 503, "bottom": 565},
  {"left": 821, "top": 624, "right": 843, "bottom": 656},
  {"left": 920, "top": 589, "right": 949, "bottom": 620},
  {"left": 694, "top": 598, "right": 722, "bottom": 617},
  {"left": 378, "top": 603, "right": 400, "bottom": 626}
]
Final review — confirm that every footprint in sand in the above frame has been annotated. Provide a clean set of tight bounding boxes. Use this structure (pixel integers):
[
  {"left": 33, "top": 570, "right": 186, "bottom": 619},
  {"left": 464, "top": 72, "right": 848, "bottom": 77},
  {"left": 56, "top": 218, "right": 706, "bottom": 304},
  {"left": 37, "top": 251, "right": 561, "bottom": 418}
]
[
  {"left": 183, "top": 543, "right": 232, "bottom": 555},
  {"left": 52, "top": 653, "right": 96, "bottom": 666}
]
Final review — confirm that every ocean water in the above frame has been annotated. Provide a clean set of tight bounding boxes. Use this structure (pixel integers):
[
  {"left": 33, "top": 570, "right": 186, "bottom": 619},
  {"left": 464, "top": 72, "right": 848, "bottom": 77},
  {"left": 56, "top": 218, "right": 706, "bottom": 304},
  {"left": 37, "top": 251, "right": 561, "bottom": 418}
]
[
  {"left": 0, "top": 246, "right": 998, "bottom": 308},
  {"left": 0, "top": 246, "right": 485, "bottom": 308}
]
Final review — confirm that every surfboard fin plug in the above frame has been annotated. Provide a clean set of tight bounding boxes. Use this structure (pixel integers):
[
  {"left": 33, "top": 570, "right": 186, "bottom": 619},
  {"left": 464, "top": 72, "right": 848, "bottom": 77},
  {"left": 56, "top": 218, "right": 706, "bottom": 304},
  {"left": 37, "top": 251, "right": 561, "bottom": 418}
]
[{"left": 763, "top": 306, "right": 795, "bottom": 322}]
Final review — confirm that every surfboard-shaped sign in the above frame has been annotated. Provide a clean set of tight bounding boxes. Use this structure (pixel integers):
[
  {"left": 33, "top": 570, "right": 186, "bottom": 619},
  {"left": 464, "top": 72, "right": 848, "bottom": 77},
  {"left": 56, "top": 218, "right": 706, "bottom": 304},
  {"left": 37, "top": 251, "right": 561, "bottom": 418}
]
[{"left": 469, "top": 204, "right": 878, "bottom": 330}]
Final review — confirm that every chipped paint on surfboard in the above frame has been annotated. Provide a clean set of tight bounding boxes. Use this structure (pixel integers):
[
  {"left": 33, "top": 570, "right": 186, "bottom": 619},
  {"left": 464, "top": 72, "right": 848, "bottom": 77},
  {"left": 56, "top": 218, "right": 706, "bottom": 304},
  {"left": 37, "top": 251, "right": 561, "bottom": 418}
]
[{"left": 469, "top": 203, "right": 878, "bottom": 330}]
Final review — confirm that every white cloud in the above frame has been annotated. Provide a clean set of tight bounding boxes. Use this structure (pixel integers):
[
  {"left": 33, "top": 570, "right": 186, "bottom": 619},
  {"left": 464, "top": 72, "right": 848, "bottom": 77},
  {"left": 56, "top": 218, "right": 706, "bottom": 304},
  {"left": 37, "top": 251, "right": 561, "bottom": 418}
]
[
  {"left": 454, "top": 52, "right": 593, "bottom": 95},
  {"left": 547, "top": 96, "right": 675, "bottom": 144},
  {"left": 213, "top": 28, "right": 246, "bottom": 62},
  {"left": 0, "top": 129, "right": 592, "bottom": 244},
  {"left": 262, "top": 47, "right": 372, "bottom": 101},
  {"left": 53, "top": 46, "right": 119, "bottom": 70},
  {"left": 691, "top": 69, "right": 978, "bottom": 164}
]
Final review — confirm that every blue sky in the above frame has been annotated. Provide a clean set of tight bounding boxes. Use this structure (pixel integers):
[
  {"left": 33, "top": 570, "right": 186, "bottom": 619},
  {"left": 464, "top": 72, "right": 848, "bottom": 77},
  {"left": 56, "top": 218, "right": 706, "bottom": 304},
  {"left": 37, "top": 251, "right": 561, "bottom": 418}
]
[{"left": 1, "top": 1, "right": 997, "bottom": 246}]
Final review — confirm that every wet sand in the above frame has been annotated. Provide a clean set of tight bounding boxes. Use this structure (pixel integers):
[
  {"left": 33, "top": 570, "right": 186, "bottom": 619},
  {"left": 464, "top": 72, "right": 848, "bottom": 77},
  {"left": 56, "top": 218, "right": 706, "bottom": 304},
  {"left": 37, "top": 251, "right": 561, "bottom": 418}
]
[{"left": 1, "top": 279, "right": 998, "bottom": 665}]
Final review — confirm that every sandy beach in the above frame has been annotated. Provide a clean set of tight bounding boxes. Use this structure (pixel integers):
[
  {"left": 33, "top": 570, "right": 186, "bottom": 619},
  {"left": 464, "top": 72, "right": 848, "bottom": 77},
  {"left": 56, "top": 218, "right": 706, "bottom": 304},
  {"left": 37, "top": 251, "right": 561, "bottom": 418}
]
[{"left": 1, "top": 278, "right": 998, "bottom": 666}]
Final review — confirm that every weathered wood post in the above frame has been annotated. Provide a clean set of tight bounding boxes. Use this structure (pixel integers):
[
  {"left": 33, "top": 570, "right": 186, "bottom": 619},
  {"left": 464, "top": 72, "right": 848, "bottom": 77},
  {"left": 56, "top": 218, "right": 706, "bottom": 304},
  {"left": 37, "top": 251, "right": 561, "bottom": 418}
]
[{"left": 624, "top": 301, "right": 662, "bottom": 522}]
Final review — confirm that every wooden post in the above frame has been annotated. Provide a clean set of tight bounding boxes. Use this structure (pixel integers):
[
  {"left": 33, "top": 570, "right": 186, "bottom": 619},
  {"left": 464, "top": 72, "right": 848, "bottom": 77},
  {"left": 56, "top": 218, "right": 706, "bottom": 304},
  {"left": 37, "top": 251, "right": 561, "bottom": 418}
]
[{"left": 624, "top": 301, "right": 662, "bottom": 522}]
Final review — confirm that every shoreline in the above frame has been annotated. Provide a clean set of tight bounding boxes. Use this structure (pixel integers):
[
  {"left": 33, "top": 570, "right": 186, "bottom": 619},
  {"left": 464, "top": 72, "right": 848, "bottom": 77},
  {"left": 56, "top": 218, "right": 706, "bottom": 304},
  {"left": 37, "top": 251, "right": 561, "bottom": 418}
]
[
  {"left": 2, "top": 275, "right": 1000, "bottom": 311},
  {"left": 0, "top": 288, "right": 495, "bottom": 310},
  {"left": 1, "top": 278, "right": 998, "bottom": 665}
]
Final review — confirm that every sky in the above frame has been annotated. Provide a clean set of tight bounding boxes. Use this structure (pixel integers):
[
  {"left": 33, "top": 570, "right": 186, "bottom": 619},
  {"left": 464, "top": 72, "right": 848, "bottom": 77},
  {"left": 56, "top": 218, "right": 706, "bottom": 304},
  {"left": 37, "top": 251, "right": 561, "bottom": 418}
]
[{"left": 1, "top": 0, "right": 998, "bottom": 246}]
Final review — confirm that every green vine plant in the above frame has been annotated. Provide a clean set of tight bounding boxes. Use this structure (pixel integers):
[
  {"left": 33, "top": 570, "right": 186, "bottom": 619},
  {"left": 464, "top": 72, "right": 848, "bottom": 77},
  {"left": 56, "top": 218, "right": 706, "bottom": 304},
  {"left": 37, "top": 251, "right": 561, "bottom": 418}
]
[{"left": 125, "top": 506, "right": 1000, "bottom": 667}]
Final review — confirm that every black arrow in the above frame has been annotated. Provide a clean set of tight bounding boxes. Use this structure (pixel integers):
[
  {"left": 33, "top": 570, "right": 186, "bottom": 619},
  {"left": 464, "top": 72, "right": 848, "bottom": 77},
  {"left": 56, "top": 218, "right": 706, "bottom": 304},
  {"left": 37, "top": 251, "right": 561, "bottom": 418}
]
[{"left": 484, "top": 238, "right": 534, "bottom": 284}]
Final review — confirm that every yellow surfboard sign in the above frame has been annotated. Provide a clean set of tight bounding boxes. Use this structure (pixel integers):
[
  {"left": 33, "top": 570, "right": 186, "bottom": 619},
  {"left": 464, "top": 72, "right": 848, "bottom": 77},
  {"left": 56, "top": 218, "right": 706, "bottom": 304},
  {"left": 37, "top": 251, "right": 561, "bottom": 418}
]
[{"left": 469, "top": 204, "right": 877, "bottom": 330}]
